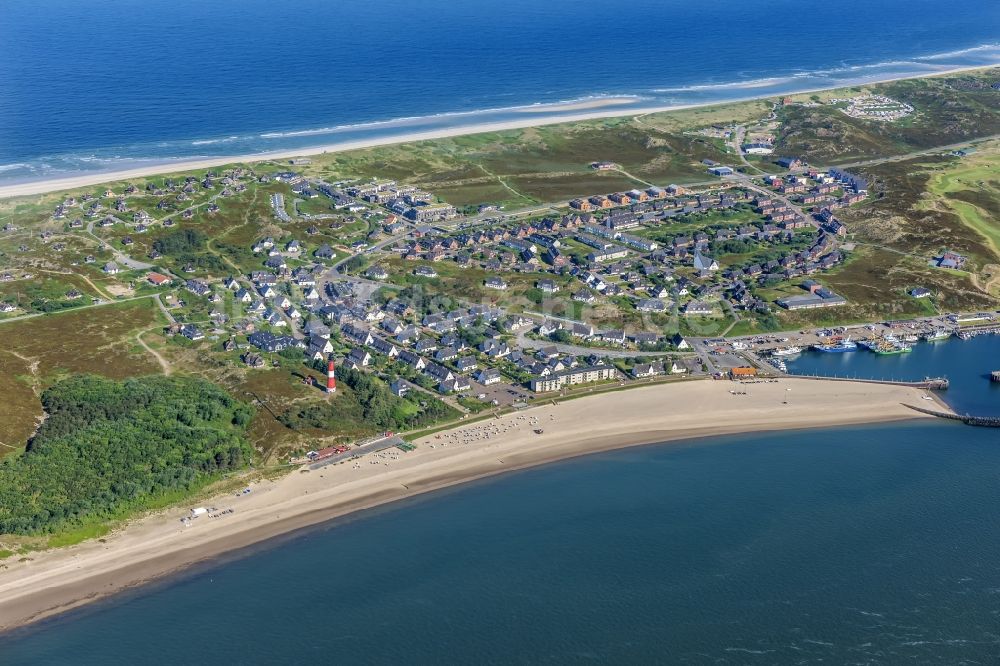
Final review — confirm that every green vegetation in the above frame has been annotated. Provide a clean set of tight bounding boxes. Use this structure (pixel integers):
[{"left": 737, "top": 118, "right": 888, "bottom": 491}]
[
  {"left": 775, "top": 70, "right": 1000, "bottom": 164},
  {"left": 0, "top": 299, "right": 165, "bottom": 454},
  {"left": 278, "top": 366, "right": 459, "bottom": 433},
  {"left": 153, "top": 228, "right": 206, "bottom": 256},
  {"left": 301, "top": 114, "right": 732, "bottom": 207},
  {"left": 150, "top": 227, "right": 227, "bottom": 273},
  {"left": 339, "top": 254, "right": 369, "bottom": 274},
  {"left": 0, "top": 374, "right": 253, "bottom": 535},
  {"left": 922, "top": 148, "right": 1000, "bottom": 256},
  {"left": 0, "top": 68, "right": 997, "bottom": 498}
]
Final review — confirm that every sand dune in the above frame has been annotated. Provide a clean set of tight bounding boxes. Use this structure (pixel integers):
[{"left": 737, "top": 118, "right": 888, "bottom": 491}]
[{"left": 0, "top": 65, "right": 990, "bottom": 201}]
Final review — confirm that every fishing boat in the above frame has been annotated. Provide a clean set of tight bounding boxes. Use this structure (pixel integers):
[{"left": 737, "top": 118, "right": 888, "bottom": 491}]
[
  {"left": 812, "top": 337, "right": 858, "bottom": 353},
  {"left": 861, "top": 335, "right": 912, "bottom": 355},
  {"left": 771, "top": 346, "right": 802, "bottom": 357},
  {"left": 923, "top": 329, "right": 951, "bottom": 342}
]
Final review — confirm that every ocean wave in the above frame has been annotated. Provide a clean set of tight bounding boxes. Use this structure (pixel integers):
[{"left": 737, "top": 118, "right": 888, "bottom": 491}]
[
  {"left": 3, "top": 41, "right": 999, "bottom": 187},
  {"left": 190, "top": 136, "right": 241, "bottom": 146},
  {"left": 651, "top": 75, "right": 800, "bottom": 93},
  {"left": 914, "top": 42, "right": 1000, "bottom": 61},
  {"left": 649, "top": 43, "right": 1000, "bottom": 95},
  {"left": 257, "top": 94, "right": 647, "bottom": 139}
]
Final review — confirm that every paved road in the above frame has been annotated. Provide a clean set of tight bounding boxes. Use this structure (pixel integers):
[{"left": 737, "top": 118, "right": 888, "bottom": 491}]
[
  {"left": 513, "top": 327, "right": 685, "bottom": 359},
  {"left": 85, "top": 220, "right": 155, "bottom": 270},
  {"left": 153, "top": 293, "right": 176, "bottom": 324},
  {"left": 830, "top": 133, "right": 1000, "bottom": 170}
]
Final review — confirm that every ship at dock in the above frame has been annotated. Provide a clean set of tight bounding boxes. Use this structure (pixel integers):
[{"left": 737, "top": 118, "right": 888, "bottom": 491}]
[
  {"left": 922, "top": 329, "right": 952, "bottom": 342},
  {"left": 771, "top": 346, "right": 802, "bottom": 357},
  {"left": 812, "top": 337, "right": 858, "bottom": 353},
  {"left": 859, "top": 335, "right": 912, "bottom": 355}
]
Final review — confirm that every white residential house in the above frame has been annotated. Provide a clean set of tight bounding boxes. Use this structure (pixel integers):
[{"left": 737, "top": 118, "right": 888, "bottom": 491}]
[
  {"left": 346, "top": 348, "right": 372, "bottom": 368},
  {"left": 484, "top": 277, "right": 508, "bottom": 290},
  {"left": 476, "top": 369, "right": 502, "bottom": 385},
  {"left": 538, "top": 320, "right": 562, "bottom": 336},
  {"left": 683, "top": 301, "right": 713, "bottom": 316},
  {"left": 631, "top": 362, "right": 664, "bottom": 378}
]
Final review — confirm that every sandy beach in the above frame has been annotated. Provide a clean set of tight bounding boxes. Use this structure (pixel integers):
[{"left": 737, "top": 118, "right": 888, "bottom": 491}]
[
  {"left": 0, "top": 65, "right": 993, "bottom": 201},
  {"left": 0, "top": 377, "right": 945, "bottom": 633}
]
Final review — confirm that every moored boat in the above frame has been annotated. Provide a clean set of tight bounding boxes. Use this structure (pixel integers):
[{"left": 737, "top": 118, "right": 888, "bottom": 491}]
[
  {"left": 812, "top": 337, "right": 858, "bottom": 353},
  {"left": 859, "top": 336, "right": 912, "bottom": 354},
  {"left": 772, "top": 346, "right": 802, "bottom": 357}
]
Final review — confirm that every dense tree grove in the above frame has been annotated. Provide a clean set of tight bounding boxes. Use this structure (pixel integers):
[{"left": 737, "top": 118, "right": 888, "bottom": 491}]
[
  {"left": 151, "top": 228, "right": 227, "bottom": 272},
  {"left": 0, "top": 375, "right": 254, "bottom": 535},
  {"left": 280, "top": 366, "right": 457, "bottom": 432},
  {"left": 152, "top": 228, "right": 206, "bottom": 256}
]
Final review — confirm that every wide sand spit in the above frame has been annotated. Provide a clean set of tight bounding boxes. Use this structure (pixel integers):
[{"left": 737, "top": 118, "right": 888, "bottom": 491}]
[{"left": 0, "top": 377, "right": 946, "bottom": 632}]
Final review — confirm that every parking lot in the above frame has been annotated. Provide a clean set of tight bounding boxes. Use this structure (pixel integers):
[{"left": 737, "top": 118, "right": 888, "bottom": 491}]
[{"left": 467, "top": 380, "right": 533, "bottom": 406}]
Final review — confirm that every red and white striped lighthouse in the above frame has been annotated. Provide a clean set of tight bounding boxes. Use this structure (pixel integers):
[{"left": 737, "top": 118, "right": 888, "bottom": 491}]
[{"left": 326, "top": 357, "right": 337, "bottom": 393}]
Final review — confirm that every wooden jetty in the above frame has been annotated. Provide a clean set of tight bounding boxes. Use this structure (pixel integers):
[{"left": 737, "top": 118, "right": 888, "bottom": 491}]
[{"left": 796, "top": 375, "right": 949, "bottom": 390}]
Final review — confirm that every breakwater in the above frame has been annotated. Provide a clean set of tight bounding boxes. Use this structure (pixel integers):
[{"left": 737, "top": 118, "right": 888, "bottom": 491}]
[{"left": 904, "top": 403, "right": 1000, "bottom": 427}]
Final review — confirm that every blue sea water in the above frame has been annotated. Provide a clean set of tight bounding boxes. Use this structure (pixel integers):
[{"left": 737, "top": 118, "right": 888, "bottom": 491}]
[
  {"left": 3, "top": 5, "right": 1000, "bottom": 661},
  {"left": 786, "top": 334, "right": 1000, "bottom": 416},
  {"left": 1, "top": 0, "right": 999, "bottom": 183},
  {"left": 5, "top": 421, "right": 1000, "bottom": 664},
  {"left": 2, "top": 338, "right": 999, "bottom": 663}
]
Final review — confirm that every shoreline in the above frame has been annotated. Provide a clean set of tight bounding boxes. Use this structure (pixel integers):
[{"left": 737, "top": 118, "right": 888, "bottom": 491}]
[
  {"left": 0, "top": 378, "right": 947, "bottom": 634},
  {"left": 1, "top": 63, "right": 997, "bottom": 200}
]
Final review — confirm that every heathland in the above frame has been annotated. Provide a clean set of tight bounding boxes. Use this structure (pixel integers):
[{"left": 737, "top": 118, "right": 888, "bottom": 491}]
[{"left": 0, "top": 67, "right": 996, "bottom": 556}]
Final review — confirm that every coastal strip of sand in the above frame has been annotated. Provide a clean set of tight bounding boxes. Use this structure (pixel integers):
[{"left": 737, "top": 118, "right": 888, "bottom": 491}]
[
  {"left": 0, "top": 378, "right": 946, "bottom": 633},
  {"left": 0, "top": 65, "right": 994, "bottom": 200}
]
